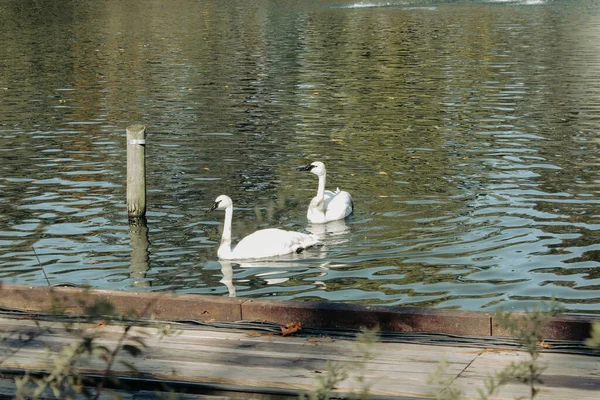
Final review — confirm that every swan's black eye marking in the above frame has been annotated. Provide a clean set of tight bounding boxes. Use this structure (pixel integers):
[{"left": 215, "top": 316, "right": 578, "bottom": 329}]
[
  {"left": 296, "top": 164, "right": 316, "bottom": 172},
  {"left": 208, "top": 199, "right": 222, "bottom": 213}
]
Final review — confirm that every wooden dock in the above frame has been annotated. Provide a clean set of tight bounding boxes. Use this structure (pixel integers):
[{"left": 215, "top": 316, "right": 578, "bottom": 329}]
[{"left": 0, "top": 284, "right": 598, "bottom": 399}]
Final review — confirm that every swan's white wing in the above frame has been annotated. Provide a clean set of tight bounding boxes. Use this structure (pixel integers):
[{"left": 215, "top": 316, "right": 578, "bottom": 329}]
[
  {"left": 228, "top": 228, "right": 321, "bottom": 260},
  {"left": 324, "top": 190, "right": 336, "bottom": 202},
  {"left": 323, "top": 190, "right": 353, "bottom": 222}
]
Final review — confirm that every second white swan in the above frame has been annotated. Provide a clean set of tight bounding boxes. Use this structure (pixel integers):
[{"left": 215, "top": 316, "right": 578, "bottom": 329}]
[
  {"left": 208, "top": 195, "right": 322, "bottom": 260},
  {"left": 297, "top": 161, "right": 354, "bottom": 224}
]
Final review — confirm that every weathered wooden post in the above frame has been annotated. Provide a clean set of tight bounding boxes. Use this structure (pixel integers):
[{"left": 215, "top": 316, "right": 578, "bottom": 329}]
[{"left": 126, "top": 124, "right": 146, "bottom": 219}]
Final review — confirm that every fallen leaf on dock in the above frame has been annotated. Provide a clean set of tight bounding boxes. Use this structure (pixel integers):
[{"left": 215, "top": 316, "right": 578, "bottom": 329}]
[
  {"left": 537, "top": 340, "right": 551, "bottom": 348},
  {"left": 281, "top": 321, "right": 302, "bottom": 336}
]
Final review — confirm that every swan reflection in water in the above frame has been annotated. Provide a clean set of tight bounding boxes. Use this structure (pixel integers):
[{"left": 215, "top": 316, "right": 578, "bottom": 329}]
[
  {"left": 218, "top": 261, "right": 236, "bottom": 297},
  {"left": 305, "top": 219, "right": 351, "bottom": 245},
  {"left": 216, "top": 260, "right": 338, "bottom": 297}
]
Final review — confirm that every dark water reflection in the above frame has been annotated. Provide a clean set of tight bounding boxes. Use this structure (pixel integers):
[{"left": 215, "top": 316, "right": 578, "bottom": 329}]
[{"left": 1, "top": 0, "right": 600, "bottom": 312}]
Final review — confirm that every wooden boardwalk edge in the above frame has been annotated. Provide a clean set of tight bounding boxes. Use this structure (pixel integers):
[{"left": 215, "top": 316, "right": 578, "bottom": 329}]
[
  {"left": 0, "top": 283, "right": 598, "bottom": 341},
  {"left": 0, "top": 314, "right": 598, "bottom": 400}
]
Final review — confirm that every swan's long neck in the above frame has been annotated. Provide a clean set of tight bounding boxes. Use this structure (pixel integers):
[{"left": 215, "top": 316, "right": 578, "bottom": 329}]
[
  {"left": 219, "top": 205, "right": 234, "bottom": 258},
  {"left": 315, "top": 173, "right": 327, "bottom": 210}
]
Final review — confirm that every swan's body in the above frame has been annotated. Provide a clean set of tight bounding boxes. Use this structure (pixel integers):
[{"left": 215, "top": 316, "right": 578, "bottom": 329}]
[
  {"left": 297, "top": 161, "right": 353, "bottom": 224},
  {"left": 208, "top": 195, "right": 321, "bottom": 260}
]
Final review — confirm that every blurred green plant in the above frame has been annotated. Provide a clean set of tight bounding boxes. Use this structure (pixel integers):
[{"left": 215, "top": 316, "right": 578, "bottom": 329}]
[
  {"left": 7, "top": 296, "right": 178, "bottom": 400},
  {"left": 427, "top": 357, "right": 463, "bottom": 400},
  {"left": 429, "top": 300, "right": 565, "bottom": 400},
  {"left": 300, "top": 326, "right": 379, "bottom": 400},
  {"left": 301, "top": 359, "right": 349, "bottom": 400},
  {"left": 585, "top": 322, "right": 600, "bottom": 349}
]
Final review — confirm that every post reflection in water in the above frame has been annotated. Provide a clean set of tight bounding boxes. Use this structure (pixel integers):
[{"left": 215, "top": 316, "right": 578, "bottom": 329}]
[{"left": 129, "top": 217, "right": 150, "bottom": 288}]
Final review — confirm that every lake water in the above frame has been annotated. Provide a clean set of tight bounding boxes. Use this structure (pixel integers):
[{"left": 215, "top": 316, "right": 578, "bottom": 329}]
[{"left": 1, "top": 0, "right": 600, "bottom": 313}]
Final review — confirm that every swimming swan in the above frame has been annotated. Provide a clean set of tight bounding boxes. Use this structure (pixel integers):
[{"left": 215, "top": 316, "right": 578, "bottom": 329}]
[
  {"left": 208, "top": 195, "right": 322, "bottom": 260},
  {"left": 297, "top": 161, "right": 354, "bottom": 224}
]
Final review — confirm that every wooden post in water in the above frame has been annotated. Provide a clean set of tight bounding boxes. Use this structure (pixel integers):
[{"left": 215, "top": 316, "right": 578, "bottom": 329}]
[{"left": 126, "top": 124, "right": 146, "bottom": 219}]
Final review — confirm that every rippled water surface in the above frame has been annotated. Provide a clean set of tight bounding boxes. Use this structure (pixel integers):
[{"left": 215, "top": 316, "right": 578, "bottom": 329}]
[{"left": 1, "top": 0, "right": 600, "bottom": 312}]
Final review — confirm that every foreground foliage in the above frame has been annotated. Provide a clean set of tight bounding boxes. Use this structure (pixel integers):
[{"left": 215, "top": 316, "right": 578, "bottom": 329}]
[
  {"left": 4, "top": 297, "right": 177, "bottom": 400},
  {"left": 585, "top": 322, "right": 600, "bottom": 349},
  {"left": 429, "top": 300, "right": 565, "bottom": 400},
  {"left": 3, "top": 293, "right": 596, "bottom": 400},
  {"left": 300, "top": 327, "right": 378, "bottom": 400}
]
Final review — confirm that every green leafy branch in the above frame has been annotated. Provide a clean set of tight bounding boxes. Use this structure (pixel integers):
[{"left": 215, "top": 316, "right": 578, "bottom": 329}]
[{"left": 10, "top": 296, "right": 177, "bottom": 399}]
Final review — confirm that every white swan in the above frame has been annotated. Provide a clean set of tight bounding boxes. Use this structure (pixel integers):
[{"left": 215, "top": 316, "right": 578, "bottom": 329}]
[
  {"left": 208, "top": 195, "right": 322, "bottom": 260},
  {"left": 297, "top": 161, "right": 354, "bottom": 224}
]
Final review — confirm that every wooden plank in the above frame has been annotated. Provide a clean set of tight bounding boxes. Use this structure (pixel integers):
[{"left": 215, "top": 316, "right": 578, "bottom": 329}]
[
  {"left": 0, "top": 317, "right": 477, "bottom": 398},
  {"left": 0, "top": 376, "right": 243, "bottom": 400},
  {"left": 2, "top": 318, "right": 480, "bottom": 374},
  {"left": 0, "top": 317, "right": 481, "bottom": 368},
  {"left": 1, "top": 316, "right": 598, "bottom": 399},
  {"left": 453, "top": 350, "right": 600, "bottom": 400}
]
